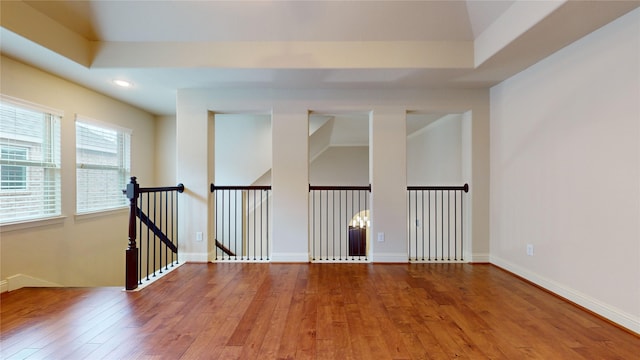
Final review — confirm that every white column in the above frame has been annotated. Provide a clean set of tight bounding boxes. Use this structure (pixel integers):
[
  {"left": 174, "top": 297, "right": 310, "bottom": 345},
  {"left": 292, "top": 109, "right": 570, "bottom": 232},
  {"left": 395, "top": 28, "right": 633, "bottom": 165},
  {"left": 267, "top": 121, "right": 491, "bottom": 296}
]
[
  {"left": 270, "top": 108, "right": 309, "bottom": 261},
  {"left": 175, "top": 91, "right": 211, "bottom": 262},
  {"left": 370, "top": 108, "right": 408, "bottom": 262}
]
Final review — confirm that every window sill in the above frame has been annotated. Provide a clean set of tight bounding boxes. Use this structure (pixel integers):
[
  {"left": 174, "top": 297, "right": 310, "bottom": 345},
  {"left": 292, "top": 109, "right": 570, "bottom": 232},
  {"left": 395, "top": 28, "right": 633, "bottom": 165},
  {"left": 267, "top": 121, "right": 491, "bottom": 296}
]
[
  {"left": 0, "top": 215, "right": 67, "bottom": 233},
  {"left": 74, "top": 207, "right": 128, "bottom": 221}
]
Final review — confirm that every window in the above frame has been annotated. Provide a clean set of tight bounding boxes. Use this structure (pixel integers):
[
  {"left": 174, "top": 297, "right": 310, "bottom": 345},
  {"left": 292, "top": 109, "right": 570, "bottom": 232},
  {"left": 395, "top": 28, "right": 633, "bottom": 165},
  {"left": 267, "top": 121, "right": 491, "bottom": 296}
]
[
  {"left": 1, "top": 146, "right": 28, "bottom": 190},
  {"left": 0, "top": 95, "right": 62, "bottom": 224},
  {"left": 76, "top": 117, "right": 131, "bottom": 213}
]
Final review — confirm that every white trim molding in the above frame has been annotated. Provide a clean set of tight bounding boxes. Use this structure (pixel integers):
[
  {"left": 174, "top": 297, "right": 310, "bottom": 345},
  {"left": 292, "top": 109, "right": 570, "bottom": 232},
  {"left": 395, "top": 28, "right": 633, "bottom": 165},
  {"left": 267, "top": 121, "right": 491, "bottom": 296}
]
[
  {"left": 372, "top": 252, "right": 408, "bottom": 263},
  {"left": 3, "top": 274, "right": 62, "bottom": 292},
  {"left": 270, "top": 252, "right": 309, "bottom": 263},
  {"left": 491, "top": 255, "right": 640, "bottom": 335},
  {"left": 182, "top": 252, "right": 209, "bottom": 263},
  {"left": 128, "top": 262, "right": 185, "bottom": 291},
  {"left": 470, "top": 252, "right": 490, "bottom": 263}
]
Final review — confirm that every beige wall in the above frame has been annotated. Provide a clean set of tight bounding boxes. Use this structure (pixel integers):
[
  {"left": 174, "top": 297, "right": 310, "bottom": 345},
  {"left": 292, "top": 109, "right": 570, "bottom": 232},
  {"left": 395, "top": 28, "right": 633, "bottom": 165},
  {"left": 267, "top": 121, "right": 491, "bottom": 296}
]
[
  {"left": 407, "top": 114, "right": 463, "bottom": 186},
  {"left": 214, "top": 114, "right": 272, "bottom": 185},
  {"left": 0, "top": 56, "right": 156, "bottom": 288},
  {"left": 310, "top": 146, "right": 369, "bottom": 186},
  {"left": 490, "top": 9, "right": 640, "bottom": 333},
  {"left": 155, "top": 115, "right": 177, "bottom": 186}
]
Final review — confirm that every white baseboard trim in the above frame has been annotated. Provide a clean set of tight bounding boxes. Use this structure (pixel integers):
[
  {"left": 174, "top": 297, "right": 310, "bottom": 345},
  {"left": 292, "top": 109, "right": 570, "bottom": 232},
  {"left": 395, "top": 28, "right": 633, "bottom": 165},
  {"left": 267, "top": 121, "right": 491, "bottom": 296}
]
[
  {"left": 128, "top": 261, "right": 185, "bottom": 291},
  {"left": 270, "top": 253, "right": 309, "bottom": 263},
  {"left": 372, "top": 253, "right": 408, "bottom": 263},
  {"left": 180, "top": 252, "right": 209, "bottom": 263},
  {"left": 3, "top": 274, "right": 62, "bottom": 292},
  {"left": 491, "top": 255, "right": 640, "bottom": 335},
  {"left": 470, "top": 252, "right": 490, "bottom": 263}
]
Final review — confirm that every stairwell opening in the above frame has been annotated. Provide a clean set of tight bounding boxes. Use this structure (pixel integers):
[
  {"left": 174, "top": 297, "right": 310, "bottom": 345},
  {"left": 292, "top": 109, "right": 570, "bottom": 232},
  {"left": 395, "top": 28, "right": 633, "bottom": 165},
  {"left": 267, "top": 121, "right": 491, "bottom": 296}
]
[
  {"left": 308, "top": 112, "right": 371, "bottom": 262},
  {"left": 212, "top": 113, "right": 272, "bottom": 261}
]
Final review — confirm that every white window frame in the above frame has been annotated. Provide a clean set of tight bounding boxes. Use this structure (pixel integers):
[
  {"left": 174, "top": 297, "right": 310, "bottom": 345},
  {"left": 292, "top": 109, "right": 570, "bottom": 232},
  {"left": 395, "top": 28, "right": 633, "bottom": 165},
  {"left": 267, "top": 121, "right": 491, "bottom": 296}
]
[
  {"left": 0, "top": 95, "right": 62, "bottom": 225},
  {"left": 75, "top": 115, "right": 131, "bottom": 214}
]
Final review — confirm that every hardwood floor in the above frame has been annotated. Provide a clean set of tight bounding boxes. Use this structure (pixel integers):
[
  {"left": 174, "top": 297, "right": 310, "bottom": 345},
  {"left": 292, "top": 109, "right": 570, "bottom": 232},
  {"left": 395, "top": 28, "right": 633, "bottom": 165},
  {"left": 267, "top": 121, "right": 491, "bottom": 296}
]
[{"left": 1, "top": 263, "right": 638, "bottom": 359}]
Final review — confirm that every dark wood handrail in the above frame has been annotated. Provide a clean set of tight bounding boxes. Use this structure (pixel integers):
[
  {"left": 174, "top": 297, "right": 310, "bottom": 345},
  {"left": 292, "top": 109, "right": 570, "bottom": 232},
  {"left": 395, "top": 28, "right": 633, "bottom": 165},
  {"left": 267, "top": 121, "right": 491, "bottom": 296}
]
[
  {"left": 407, "top": 184, "right": 469, "bottom": 192},
  {"left": 123, "top": 183, "right": 185, "bottom": 195},
  {"left": 309, "top": 184, "right": 371, "bottom": 192},
  {"left": 139, "top": 184, "right": 185, "bottom": 193},
  {"left": 211, "top": 184, "right": 271, "bottom": 191}
]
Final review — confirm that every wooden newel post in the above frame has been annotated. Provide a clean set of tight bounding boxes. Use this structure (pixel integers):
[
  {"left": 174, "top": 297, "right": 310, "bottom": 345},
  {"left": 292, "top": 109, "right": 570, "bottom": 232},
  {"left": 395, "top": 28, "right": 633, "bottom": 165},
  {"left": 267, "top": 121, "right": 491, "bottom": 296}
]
[{"left": 125, "top": 176, "right": 140, "bottom": 290}]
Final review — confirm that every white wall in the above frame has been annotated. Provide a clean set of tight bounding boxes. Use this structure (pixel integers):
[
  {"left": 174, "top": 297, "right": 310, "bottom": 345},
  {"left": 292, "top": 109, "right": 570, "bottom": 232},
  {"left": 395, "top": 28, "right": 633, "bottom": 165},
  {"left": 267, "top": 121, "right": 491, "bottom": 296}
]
[
  {"left": 310, "top": 146, "right": 369, "bottom": 186},
  {"left": 490, "top": 8, "right": 640, "bottom": 333},
  {"left": 176, "top": 87, "right": 490, "bottom": 263},
  {"left": 214, "top": 114, "right": 272, "bottom": 185},
  {"left": 407, "top": 114, "right": 463, "bottom": 185},
  {"left": 0, "top": 56, "right": 157, "bottom": 288}
]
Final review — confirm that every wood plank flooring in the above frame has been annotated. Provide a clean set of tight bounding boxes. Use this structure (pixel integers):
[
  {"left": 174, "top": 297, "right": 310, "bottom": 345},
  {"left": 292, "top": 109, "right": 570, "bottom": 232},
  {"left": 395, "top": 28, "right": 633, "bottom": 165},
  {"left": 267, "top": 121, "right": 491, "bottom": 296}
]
[{"left": 1, "top": 263, "right": 638, "bottom": 359}]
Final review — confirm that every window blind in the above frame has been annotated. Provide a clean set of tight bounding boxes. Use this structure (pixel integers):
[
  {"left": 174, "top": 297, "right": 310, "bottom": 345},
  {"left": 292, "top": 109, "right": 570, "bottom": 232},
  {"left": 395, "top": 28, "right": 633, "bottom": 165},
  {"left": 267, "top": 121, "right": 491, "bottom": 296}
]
[
  {"left": 0, "top": 96, "right": 62, "bottom": 224},
  {"left": 76, "top": 117, "right": 131, "bottom": 214}
]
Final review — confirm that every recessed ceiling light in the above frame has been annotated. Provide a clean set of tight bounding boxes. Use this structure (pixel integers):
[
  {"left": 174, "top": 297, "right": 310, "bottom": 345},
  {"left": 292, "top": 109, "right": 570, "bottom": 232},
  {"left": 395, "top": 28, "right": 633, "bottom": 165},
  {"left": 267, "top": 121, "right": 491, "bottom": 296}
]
[{"left": 113, "top": 79, "right": 133, "bottom": 88}]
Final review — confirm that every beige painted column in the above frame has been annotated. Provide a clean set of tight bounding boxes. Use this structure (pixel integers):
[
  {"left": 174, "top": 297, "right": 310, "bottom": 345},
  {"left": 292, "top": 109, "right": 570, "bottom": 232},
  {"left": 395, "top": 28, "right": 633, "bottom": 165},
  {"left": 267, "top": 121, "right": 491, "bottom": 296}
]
[
  {"left": 175, "top": 90, "right": 211, "bottom": 262},
  {"left": 270, "top": 108, "right": 309, "bottom": 261},
  {"left": 370, "top": 108, "right": 408, "bottom": 262}
]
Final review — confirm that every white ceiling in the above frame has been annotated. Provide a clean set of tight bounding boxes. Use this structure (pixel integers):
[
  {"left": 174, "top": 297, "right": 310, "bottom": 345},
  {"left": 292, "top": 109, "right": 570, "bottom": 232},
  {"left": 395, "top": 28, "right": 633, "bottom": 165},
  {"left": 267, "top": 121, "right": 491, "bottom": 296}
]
[
  {"left": 1, "top": 0, "right": 638, "bottom": 116},
  {"left": 21, "top": 0, "right": 508, "bottom": 42}
]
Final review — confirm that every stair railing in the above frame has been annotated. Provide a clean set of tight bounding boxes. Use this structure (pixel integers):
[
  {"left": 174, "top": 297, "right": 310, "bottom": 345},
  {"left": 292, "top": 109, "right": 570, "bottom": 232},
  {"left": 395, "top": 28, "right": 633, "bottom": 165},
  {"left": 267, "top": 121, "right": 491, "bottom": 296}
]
[
  {"left": 210, "top": 184, "right": 272, "bottom": 261},
  {"left": 309, "top": 184, "right": 371, "bottom": 262},
  {"left": 407, "top": 184, "right": 469, "bottom": 262},
  {"left": 124, "top": 177, "right": 184, "bottom": 290}
]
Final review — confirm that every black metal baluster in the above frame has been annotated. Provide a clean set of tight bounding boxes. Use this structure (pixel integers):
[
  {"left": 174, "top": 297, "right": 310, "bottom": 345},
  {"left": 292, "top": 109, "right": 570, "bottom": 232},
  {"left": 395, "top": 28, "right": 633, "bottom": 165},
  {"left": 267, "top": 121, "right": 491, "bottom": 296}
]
[
  {"left": 434, "top": 190, "right": 438, "bottom": 261},
  {"left": 251, "top": 190, "right": 258, "bottom": 260},
  {"left": 222, "top": 189, "right": 226, "bottom": 260},
  {"left": 216, "top": 189, "right": 220, "bottom": 260},
  {"left": 260, "top": 189, "right": 264, "bottom": 260},
  {"left": 408, "top": 190, "right": 412, "bottom": 261},
  {"left": 421, "top": 190, "right": 425, "bottom": 261},
  {"left": 166, "top": 191, "right": 171, "bottom": 267},
  {"left": 245, "top": 190, "right": 249, "bottom": 260},
  {"left": 161, "top": 192, "right": 165, "bottom": 270},
  {"left": 365, "top": 188, "right": 369, "bottom": 260},
  {"left": 358, "top": 189, "right": 362, "bottom": 259},
  {"left": 339, "top": 190, "right": 342, "bottom": 260},
  {"left": 447, "top": 190, "right": 451, "bottom": 261},
  {"left": 171, "top": 191, "right": 180, "bottom": 265},
  {"left": 266, "top": 189, "right": 270, "bottom": 260},
  {"left": 317, "top": 190, "right": 321, "bottom": 261},
  {"left": 234, "top": 190, "right": 237, "bottom": 260},
  {"left": 231, "top": 189, "right": 235, "bottom": 260},
  {"left": 412, "top": 191, "right": 418, "bottom": 260},
  {"left": 153, "top": 193, "right": 159, "bottom": 274},
  {"left": 138, "top": 195, "right": 143, "bottom": 284},
  {"left": 351, "top": 190, "right": 354, "bottom": 260},
  {"left": 454, "top": 190, "right": 458, "bottom": 261},
  {"left": 171, "top": 190, "right": 175, "bottom": 266},
  {"left": 324, "top": 190, "right": 328, "bottom": 261},
  {"left": 332, "top": 190, "right": 335, "bottom": 261},
  {"left": 312, "top": 189, "right": 316, "bottom": 260},
  {"left": 428, "top": 190, "right": 431, "bottom": 261},
  {"left": 145, "top": 193, "right": 151, "bottom": 280},
  {"left": 461, "top": 188, "right": 464, "bottom": 261}
]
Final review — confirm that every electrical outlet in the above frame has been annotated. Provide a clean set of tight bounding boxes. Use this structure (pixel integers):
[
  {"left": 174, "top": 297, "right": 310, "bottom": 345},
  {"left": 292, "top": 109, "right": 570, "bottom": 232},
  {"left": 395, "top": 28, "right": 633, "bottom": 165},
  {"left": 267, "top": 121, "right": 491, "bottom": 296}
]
[
  {"left": 196, "top": 232, "right": 203, "bottom": 241},
  {"left": 377, "top": 232, "right": 385, "bottom": 242},
  {"left": 526, "top": 244, "right": 534, "bottom": 256}
]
